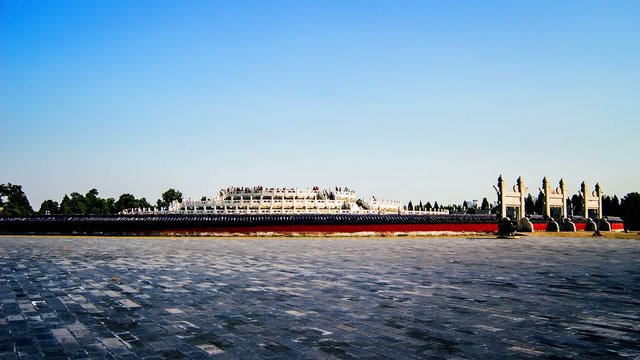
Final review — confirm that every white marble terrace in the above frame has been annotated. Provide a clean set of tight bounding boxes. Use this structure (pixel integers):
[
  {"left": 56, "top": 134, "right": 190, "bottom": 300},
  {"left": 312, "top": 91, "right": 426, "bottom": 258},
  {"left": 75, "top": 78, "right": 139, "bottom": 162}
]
[{"left": 124, "top": 186, "right": 449, "bottom": 215}]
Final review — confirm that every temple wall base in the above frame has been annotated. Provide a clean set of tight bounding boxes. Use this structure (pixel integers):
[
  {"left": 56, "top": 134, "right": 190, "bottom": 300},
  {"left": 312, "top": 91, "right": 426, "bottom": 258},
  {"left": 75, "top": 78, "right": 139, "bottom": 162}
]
[
  {"left": 518, "top": 218, "right": 534, "bottom": 232},
  {"left": 546, "top": 219, "right": 560, "bottom": 232},
  {"left": 598, "top": 218, "right": 611, "bottom": 232},
  {"left": 562, "top": 218, "right": 576, "bottom": 232}
]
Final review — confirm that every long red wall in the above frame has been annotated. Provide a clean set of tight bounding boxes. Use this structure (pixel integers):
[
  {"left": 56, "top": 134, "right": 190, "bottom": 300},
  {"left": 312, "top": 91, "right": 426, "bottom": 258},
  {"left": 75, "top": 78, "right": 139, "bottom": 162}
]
[
  {"left": 162, "top": 223, "right": 500, "bottom": 234},
  {"left": 161, "top": 221, "right": 624, "bottom": 234}
]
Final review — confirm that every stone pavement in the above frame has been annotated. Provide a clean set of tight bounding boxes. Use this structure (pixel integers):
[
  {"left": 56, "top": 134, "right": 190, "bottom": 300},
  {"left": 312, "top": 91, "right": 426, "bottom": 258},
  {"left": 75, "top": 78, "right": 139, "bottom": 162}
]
[{"left": 1, "top": 236, "right": 639, "bottom": 359}]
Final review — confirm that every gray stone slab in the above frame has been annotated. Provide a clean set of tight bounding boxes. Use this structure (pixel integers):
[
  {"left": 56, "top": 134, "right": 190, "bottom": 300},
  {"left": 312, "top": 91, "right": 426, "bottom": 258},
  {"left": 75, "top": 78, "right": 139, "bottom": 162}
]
[{"left": 1, "top": 236, "right": 640, "bottom": 358}]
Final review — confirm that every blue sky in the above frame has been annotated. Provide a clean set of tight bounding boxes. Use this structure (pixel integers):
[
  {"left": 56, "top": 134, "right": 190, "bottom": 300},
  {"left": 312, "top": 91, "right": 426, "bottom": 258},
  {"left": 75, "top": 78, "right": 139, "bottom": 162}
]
[{"left": 2, "top": 0, "right": 639, "bottom": 208}]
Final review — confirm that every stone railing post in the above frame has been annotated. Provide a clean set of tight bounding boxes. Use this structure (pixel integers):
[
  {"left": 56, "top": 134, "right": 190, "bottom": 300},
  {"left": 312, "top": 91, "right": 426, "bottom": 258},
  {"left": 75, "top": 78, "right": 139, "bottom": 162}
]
[
  {"left": 542, "top": 177, "right": 550, "bottom": 218},
  {"left": 581, "top": 181, "right": 589, "bottom": 218},
  {"left": 517, "top": 176, "right": 526, "bottom": 220},
  {"left": 559, "top": 178, "right": 567, "bottom": 218},
  {"left": 496, "top": 175, "right": 506, "bottom": 218}
]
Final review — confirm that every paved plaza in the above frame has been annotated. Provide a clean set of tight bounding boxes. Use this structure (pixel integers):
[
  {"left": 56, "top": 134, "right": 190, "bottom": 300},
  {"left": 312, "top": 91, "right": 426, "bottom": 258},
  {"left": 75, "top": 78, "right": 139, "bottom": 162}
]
[{"left": 1, "top": 236, "right": 639, "bottom": 359}]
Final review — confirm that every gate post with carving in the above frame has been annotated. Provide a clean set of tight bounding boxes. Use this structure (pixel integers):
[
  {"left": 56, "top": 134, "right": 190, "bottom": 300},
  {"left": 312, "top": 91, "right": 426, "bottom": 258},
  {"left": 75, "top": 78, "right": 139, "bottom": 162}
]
[
  {"left": 581, "top": 182, "right": 609, "bottom": 231},
  {"left": 495, "top": 175, "right": 532, "bottom": 231},
  {"left": 517, "top": 176, "right": 526, "bottom": 221},
  {"left": 559, "top": 178, "right": 568, "bottom": 219},
  {"left": 541, "top": 177, "right": 568, "bottom": 219},
  {"left": 581, "top": 182, "right": 603, "bottom": 220}
]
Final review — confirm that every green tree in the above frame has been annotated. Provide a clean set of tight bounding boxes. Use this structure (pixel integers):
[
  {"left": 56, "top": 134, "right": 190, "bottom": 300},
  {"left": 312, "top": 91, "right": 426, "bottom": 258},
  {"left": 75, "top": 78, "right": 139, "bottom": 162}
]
[
  {"left": 620, "top": 192, "right": 640, "bottom": 230},
  {"left": 612, "top": 195, "right": 621, "bottom": 217},
  {"left": 0, "top": 183, "right": 34, "bottom": 216},
  {"left": 138, "top": 197, "right": 151, "bottom": 209},
  {"left": 407, "top": 201, "right": 414, "bottom": 211},
  {"left": 425, "top": 202, "right": 432, "bottom": 211},
  {"left": 60, "top": 192, "right": 87, "bottom": 214},
  {"left": 105, "top": 198, "right": 116, "bottom": 214},
  {"left": 418, "top": 201, "right": 423, "bottom": 211},
  {"left": 433, "top": 201, "right": 439, "bottom": 210},
  {"left": 60, "top": 195, "right": 71, "bottom": 214},
  {"left": 85, "top": 189, "right": 109, "bottom": 214},
  {"left": 525, "top": 194, "right": 535, "bottom": 215},
  {"left": 38, "top": 200, "right": 60, "bottom": 215},
  {"left": 602, "top": 195, "right": 613, "bottom": 217},
  {"left": 534, "top": 191, "right": 544, "bottom": 215},
  {"left": 157, "top": 188, "right": 183, "bottom": 209},
  {"left": 481, "top": 197, "right": 490, "bottom": 210},
  {"left": 115, "top": 194, "right": 138, "bottom": 212},
  {"left": 113, "top": 194, "right": 151, "bottom": 212},
  {"left": 571, "top": 194, "right": 584, "bottom": 216}
]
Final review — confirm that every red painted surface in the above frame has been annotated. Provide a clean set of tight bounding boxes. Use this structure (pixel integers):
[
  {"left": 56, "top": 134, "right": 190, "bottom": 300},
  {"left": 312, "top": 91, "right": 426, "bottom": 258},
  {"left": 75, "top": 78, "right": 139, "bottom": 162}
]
[
  {"left": 532, "top": 223, "right": 547, "bottom": 231},
  {"left": 611, "top": 222, "right": 625, "bottom": 231},
  {"left": 161, "top": 223, "right": 499, "bottom": 234},
  {"left": 574, "top": 223, "right": 586, "bottom": 231}
]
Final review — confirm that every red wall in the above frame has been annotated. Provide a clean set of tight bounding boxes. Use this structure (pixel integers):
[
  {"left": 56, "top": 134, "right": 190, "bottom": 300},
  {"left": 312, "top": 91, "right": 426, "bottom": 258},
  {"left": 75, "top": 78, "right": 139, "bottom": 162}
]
[
  {"left": 163, "top": 223, "right": 500, "bottom": 234},
  {"left": 532, "top": 223, "right": 547, "bottom": 231},
  {"left": 611, "top": 222, "right": 625, "bottom": 231},
  {"left": 159, "top": 221, "right": 624, "bottom": 234}
]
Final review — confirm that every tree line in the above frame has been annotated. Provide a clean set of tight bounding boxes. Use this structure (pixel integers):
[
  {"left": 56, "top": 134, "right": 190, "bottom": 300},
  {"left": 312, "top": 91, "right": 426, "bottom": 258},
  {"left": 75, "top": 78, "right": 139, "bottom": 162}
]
[
  {"left": 406, "top": 198, "right": 492, "bottom": 214},
  {"left": 0, "top": 183, "right": 183, "bottom": 216}
]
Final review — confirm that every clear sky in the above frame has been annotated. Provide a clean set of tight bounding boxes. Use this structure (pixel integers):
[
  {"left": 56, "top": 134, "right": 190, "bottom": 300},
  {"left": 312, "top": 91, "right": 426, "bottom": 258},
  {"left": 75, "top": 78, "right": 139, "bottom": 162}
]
[{"left": 2, "top": 0, "right": 639, "bottom": 208}]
